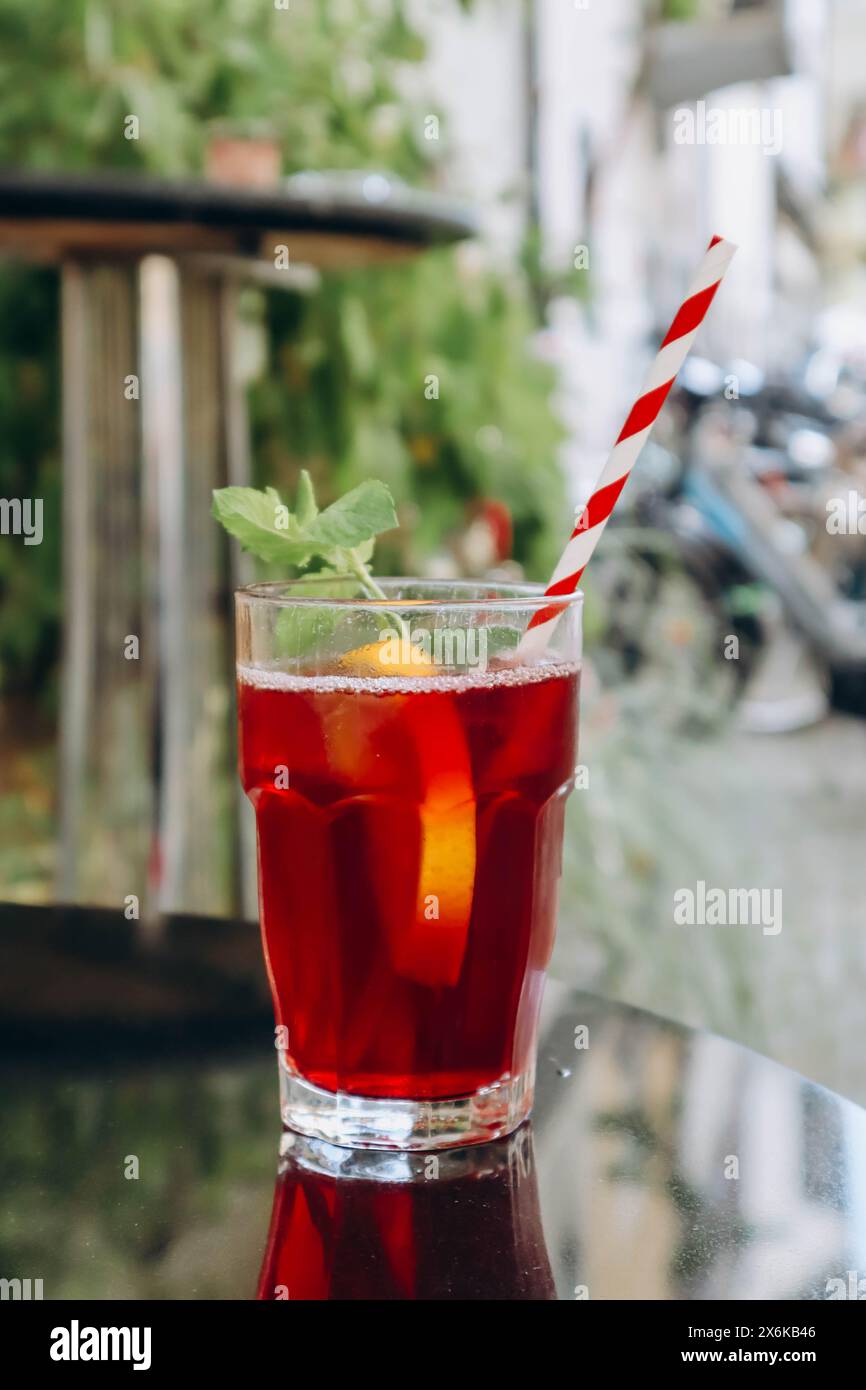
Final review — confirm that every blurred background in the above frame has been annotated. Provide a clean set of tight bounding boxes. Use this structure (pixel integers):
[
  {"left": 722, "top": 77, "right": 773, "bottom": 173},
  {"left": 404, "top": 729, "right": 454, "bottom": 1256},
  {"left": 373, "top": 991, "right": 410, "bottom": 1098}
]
[{"left": 1, "top": 0, "right": 865, "bottom": 1124}]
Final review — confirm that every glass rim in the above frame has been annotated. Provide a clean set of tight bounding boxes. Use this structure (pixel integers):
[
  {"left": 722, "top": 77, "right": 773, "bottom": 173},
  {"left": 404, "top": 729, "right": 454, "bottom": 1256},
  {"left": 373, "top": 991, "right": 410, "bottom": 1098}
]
[{"left": 235, "top": 576, "right": 584, "bottom": 613}]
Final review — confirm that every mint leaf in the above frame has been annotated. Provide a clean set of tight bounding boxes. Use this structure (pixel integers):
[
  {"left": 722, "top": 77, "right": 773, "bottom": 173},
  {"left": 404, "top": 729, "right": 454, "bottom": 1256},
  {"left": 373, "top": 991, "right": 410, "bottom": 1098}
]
[
  {"left": 294, "top": 470, "right": 318, "bottom": 528},
  {"left": 349, "top": 536, "right": 375, "bottom": 565},
  {"left": 212, "top": 475, "right": 398, "bottom": 604},
  {"left": 214, "top": 472, "right": 400, "bottom": 614},
  {"left": 485, "top": 625, "right": 521, "bottom": 658},
  {"left": 274, "top": 604, "right": 340, "bottom": 661},
  {"left": 274, "top": 571, "right": 357, "bottom": 661},
  {"left": 303, "top": 479, "right": 397, "bottom": 555},
  {"left": 211, "top": 486, "right": 316, "bottom": 564}
]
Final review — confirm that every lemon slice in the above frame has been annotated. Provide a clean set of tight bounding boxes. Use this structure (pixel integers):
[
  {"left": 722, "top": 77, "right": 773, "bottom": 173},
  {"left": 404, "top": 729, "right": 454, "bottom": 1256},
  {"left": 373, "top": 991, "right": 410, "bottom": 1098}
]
[
  {"left": 337, "top": 639, "right": 477, "bottom": 988},
  {"left": 336, "top": 636, "right": 432, "bottom": 679}
]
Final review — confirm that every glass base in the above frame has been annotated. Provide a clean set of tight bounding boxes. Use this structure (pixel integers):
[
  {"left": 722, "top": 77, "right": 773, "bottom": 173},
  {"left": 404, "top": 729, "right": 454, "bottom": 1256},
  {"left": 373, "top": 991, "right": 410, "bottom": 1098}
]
[{"left": 278, "top": 1054, "right": 534, "bottom": 1151}]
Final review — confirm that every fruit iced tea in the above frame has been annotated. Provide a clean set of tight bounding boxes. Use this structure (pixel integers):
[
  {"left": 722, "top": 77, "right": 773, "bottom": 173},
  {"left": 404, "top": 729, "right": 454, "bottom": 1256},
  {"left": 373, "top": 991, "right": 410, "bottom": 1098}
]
[{"left": 236, "top": 581, "right": 581, "bottom": 1148}]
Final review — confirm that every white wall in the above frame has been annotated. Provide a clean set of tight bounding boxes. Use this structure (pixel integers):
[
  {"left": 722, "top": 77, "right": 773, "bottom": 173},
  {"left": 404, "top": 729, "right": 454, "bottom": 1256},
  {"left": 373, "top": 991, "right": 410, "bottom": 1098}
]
[{"left": 406, "top": 0, "right": 528, "bottom": 262}]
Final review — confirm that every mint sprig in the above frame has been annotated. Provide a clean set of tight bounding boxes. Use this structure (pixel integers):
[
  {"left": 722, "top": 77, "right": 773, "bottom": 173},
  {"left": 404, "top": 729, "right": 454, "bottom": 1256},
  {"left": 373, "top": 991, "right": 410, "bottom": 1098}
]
[{"left": 212, "top": 472, "right": 397, "bottom": 600}]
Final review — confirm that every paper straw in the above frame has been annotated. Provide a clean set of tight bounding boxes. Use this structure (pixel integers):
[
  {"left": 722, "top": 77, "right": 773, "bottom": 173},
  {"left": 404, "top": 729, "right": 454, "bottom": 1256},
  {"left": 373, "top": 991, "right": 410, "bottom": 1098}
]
[{"left": 520, "top": 235, "right": 738, "bottom": 658}]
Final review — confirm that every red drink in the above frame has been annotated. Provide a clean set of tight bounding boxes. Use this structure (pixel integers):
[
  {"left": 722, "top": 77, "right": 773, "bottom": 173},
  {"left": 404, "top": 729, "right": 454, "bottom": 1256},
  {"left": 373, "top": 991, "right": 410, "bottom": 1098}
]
[{"left": 238, "top": 662, "right": 578, "bottom": 1103}]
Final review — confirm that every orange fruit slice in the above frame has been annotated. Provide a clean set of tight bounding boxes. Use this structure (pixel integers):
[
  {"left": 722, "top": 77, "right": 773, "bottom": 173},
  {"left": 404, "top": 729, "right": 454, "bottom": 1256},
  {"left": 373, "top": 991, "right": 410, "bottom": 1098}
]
[{"left": 336, "top": 638, "right": 477, "bottom": 988}]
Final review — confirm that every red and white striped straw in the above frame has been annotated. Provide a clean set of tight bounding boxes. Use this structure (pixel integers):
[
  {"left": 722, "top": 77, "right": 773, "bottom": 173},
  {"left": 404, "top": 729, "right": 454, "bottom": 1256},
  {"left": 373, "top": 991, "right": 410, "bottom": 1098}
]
[{"left": 521, "top": 234, "right": 737, "bottom": 658}]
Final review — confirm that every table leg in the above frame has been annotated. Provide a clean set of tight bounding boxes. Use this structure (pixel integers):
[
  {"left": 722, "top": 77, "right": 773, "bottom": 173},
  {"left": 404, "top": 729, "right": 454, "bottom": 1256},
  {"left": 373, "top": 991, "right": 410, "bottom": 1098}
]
[
  {"left": 59, "top": 256, "right": 250, "bottom": 920},
  {"left": 140, "top": 256, "right": 243, "bottom": 917},
  {"left": 57, "top": 260, "right": 154, "bottom": 909}
]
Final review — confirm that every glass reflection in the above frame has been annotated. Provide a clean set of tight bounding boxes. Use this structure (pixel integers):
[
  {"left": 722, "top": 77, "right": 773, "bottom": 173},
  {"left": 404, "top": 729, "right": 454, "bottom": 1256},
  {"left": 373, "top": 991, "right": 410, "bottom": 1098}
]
[{"left": 257, "top": 1124, "right": 555, "bottom": 1300}]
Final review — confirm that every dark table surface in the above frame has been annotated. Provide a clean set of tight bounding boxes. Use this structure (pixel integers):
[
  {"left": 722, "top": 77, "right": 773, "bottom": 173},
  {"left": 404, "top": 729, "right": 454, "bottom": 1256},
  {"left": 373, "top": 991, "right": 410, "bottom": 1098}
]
[
  {"left": 0, "top": 168, "right": 476, "bottom": 263},
  {"left": 2, "top": 902, "right": 864, "bottom": 1300}
]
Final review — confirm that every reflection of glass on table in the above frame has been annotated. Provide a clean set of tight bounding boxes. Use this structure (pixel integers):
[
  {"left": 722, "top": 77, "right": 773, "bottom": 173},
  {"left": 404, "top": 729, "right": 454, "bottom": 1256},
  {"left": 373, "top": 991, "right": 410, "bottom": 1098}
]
[{"left": 257, "top": 1127, "right": 555, "bottom": 1301}]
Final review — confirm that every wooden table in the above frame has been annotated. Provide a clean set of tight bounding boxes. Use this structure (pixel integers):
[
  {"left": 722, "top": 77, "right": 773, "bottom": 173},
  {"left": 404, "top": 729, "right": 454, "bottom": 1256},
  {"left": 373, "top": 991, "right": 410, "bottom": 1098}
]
[{"left": 0, "top": 171, "right": 475, "bottom": 918}]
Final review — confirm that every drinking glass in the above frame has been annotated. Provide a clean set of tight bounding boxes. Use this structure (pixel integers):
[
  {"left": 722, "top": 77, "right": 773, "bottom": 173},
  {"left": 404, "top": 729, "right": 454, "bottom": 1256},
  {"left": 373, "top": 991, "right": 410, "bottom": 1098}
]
[{"left": 236, "top": 578, "right": 581, "bottom": 1149}]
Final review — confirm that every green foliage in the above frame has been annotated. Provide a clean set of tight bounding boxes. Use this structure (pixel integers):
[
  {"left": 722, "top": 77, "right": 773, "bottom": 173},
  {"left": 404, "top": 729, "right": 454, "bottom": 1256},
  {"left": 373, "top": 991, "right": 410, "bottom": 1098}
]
[
  {"left": 0, "top": 0, "right": 568, "bottom": 699},
  {"left": 0, "top": 0, "right": 433, "bottom": 177}
]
